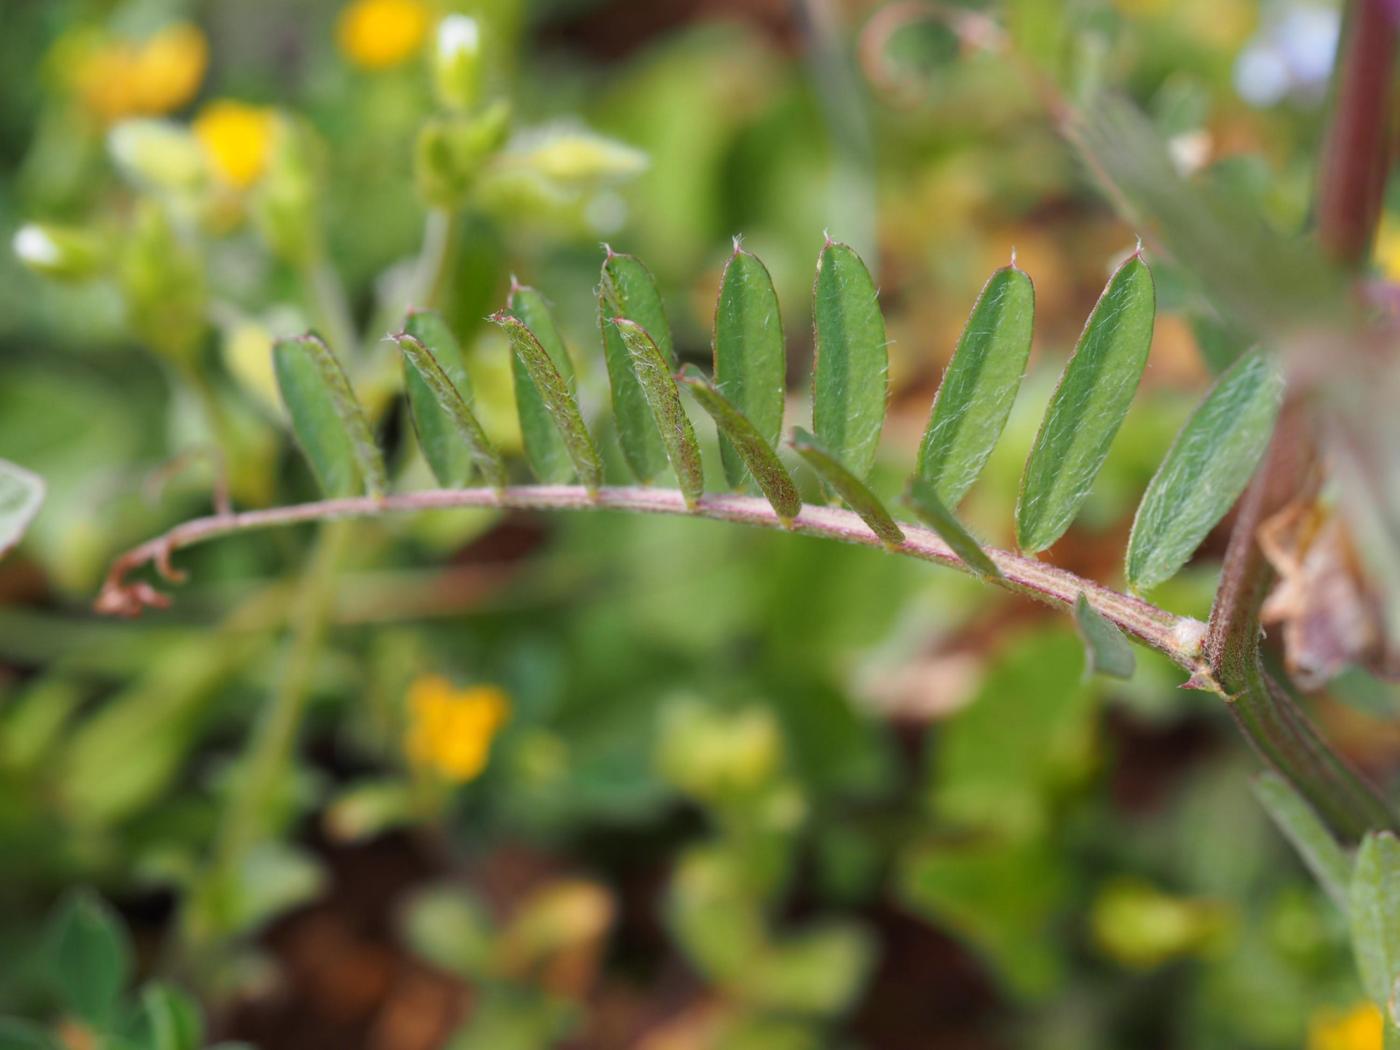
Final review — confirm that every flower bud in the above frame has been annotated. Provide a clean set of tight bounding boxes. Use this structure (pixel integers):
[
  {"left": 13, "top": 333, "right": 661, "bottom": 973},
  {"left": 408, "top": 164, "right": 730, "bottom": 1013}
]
[
  {"left": 108, "top": 118, "right": 207, "bottom": 192},
  {"left": 414, "top": 100, "right": 511, "bottom": 209},
  {"left": 12, "top": 223, "right": 106, "bottom": 281},
  {"left": 433, "top": 15, "right": 482, "bottom": 113}
]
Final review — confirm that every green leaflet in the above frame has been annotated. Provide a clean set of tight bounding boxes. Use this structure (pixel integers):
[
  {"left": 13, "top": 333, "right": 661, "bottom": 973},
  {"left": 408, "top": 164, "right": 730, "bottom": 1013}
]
[
  {"left": 791, "top": 427, "right": 903, "bottom": 547},
  {"left": 677, "top": 364, "right": 801, "bottom": 524},
  {"left": 611, "top": 319, "right": 705, "bottom": 508},
  {"left": 713, "top": 244, "right": 786, "bottom": 489},
  {"left": 1125, "top": 352, "right": 1283, "bottom": 591},
  {"left": 44, "top": 891, "right": 131, "bottom": 1026},
  {"left": 1016, "top": 254, "right": 1155, "bottom": 553},
  {"left": 490, "top": 314, "right": 604, "bottom": 492},
  {"left": 600, "top": 249, "right": 672, "bottom": 482},
  {"left": 507, "top": 282, "right": 577, "bottom": 483},
  {"left": 139, "top": 982, "right": 204, "bottom": 1050},
  {"left": 918, "top": 265, "right": 1035, "bottom": 507},
  {"left": 400, "top": 310, "right": 478, "bottom": 487},
  {"left": 905, "top": 477, "right": 1000, "bottom": 579},
  {"left": 1253, "top": 772, "right": 1351, "bottom": 913},
  {"left": 273, "top": 333, "right": 385, "bottom": 497},
  {"left": 393, "top": 330, "right": 507, "bottom": 491},
  {"left": 811, "top": 240, "right": 888, "bottom": 480},
  {"left": 1072, "top": 593, "right": 1135, "bottom": 680},
  {"left": 1351, "top": 832, "right": 1400, "bottom": 1025},
  {"left": 0, "top": 458, "right": 44, "bottom": 560}
]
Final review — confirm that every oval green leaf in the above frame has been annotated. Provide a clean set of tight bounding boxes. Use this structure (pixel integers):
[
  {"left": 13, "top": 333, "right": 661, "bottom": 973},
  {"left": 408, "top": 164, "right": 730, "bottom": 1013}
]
[
  {"left": 1072, "top": 592, "right": 1135, "bottom": 680},
  {"left": 611, "top": 318, "right": 704, "bottom": 508},
  {"left": 678, "top": 364, "right": 801, "bottom": 524},
  {"left": 918, "top": 265, "right": 1035, "bottom": 507},
  {"left": 45, "top": 890, "right": 132, "bottom": 1025},
  {"left": 905, "top": 477, "right": 1000, "bottom": 579},
  {"left": 791, "top": 427, "right": 903, "bottom": 547},
  {"left": 507, "top": 281, "right": 577, "bottom": 483},
  {"left": 812, "top": 240, "right": 888, "bottom": 480},
  {"left": 273, "top": 333, "right": 385, "bottom": 497},
  {"left": 0, "top": 458, "right": 44, "bottom": 561},
  {"left": 599, "top": 249, "right": 672, "bottom": 481},
  {"left": 490, "top": 313, "right": 604, "bottom": 493},
  {"left": 1125, "top": 351, "right": 1283, "bottom": 591},
  {"left": 401, "top": 310, "right": 479, "bottom": 488},
  {"left": 714, "top": 243, "right": 785, "bottom": 489},
  {"left": 1016, "top": 254, "right": 1155, "bottom": 553}
]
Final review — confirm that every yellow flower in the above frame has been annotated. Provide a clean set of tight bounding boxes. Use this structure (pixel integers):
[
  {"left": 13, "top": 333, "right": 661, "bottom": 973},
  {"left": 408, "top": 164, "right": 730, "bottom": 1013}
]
[
  {"left": 337, "top": 0, "right": 432, "bottom": 70},
  {"left": 193, "top": 101, "right": 278, "bottom": 188},
  {"left": 1375, "top": 216, "right": 1400, "bottom": 283},
  {"left": 68, "top": 23, "right": 207, "bottom": 124},
  {"left": 1309, "top": 1003, "right": 1383, "bottom": 1050},
  {"left": 404, "top": 676, "right": 509, "bottom": 783}
]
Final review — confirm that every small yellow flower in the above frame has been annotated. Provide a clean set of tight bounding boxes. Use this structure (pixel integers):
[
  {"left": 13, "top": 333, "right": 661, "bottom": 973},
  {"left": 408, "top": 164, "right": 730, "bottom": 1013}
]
[
  {"left": 67, "top": 23, "right": 208, "bottom": 124},
  {"left": 1309, "top": 1003, "right": 1383, "bottom": 1050},
  {"left": 337, "top": 0, "right": 432, "bottom": 70},
  {"left": 193, "top": 101, "right": 278, "bottom": 188},
  {"left": 1375, "top": 216, "right": 1400, "bottom": 284},
  {"left": 404, "top": 676, "right": 510, "bottom": 783}
]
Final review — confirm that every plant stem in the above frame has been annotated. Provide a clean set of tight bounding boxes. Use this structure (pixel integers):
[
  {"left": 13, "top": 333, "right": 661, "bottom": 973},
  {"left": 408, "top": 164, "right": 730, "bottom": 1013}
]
[
  {"left": 412, "top": 207, "right": 458, "bottom": 310},
  {"left": 96, "top": 485, "right": 1208, "bottom": 670},
  {"left": 301, "top": 256, "right": 359, "bottom": 360}
]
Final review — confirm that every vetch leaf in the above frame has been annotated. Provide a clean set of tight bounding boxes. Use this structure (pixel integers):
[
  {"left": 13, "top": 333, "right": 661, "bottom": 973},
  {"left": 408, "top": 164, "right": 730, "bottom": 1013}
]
[
  {"left": 45, "top": 890, "right": 132, "bottom": 1025},
  {"left": 1016, "top": 253, "right": 1155, "bottom": 553},
  {"left": 491, "top": 314, "right": 603, "bottom": 492},
  {"left": 399, "top": 309, "right": 478, "bottom": 488},
  {"left": 1253, "top": 772, "right": 1351, "bottom": 912},
  {"left": 0, "top": 458, "right": 44, "bottom": 560},
  {"left": 918, "top": 264, "right": 1035, "bottom": 507},
  {"left": 1351, "top": 831, "right": 1400, "bottom": 1023},
  {"left": 394, "top": 330, "right": 507, "bottom": 491},
  {"left": 1126, "top": 352, "right": 1283, "bottom": 591},
  {"left": 713, "top": 242, "right": 785, "bottom": 488},
  {"left": 611, "top": 319, "right": 705, "bottom": 508},
  {"left": 905, "top": 477, "right": 1000, "bottom": 579},
  {"left": 1072, "top": 593, "right": 1135, "bottom": 680},
  {"left": 812, "top": 239, "right": 888, "bottom": 480},
  {"left": 507, "top": 282, "right": 577, "bottom": 483},
  {"left": 791, "top": 427, "right": 903, "bottom": 547},
  {"left": 600, "top": 249, "right": 672, "bottom": 481},
  {"left": 677, "top": 364, "right": 801, "bottom": 524},
  {"left": 273, "top": 333, "right": 385, "bottom": 497},
  {"left": 139, "top": 983, "right": 204, "bottom": 1050}
]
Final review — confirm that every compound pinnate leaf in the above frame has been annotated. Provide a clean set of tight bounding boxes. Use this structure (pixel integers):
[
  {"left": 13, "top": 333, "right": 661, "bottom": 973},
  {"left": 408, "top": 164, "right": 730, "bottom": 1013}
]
[
  {"left": 1016, "top": 254, "right": 1155, "bottom": 553},
  {"left": 677, "top": 364, "right": 801, "bottom": 524},
  {"left": 599, "top": 249, "right": 672, "bottom": 481},
  {"left": 1351, "top": 832, "right": 1400, "bottom": 1023},
  {"left": 394, "top": 328, "right": 507, "bottom": 491},
  {"left": 1126, "top": 352, "right": 1283, "bottom": 591},
  {"left": 490, "top": 313, "right": 603, "bottom": 493},
  {"left": 400, "top": 309, "right": 478, "bottom": 488},
  {"left": 905, "top": 477, "right": 1000, "bottom": 579},
  {"left": 45, "top": 890, "right": 132, "bottom": 1026},
  {"left": 0, "top": 458, "right": 44, "bottom": 561},
  {"left": 791, "top": 427, "right": 903, "bottom": 547},
  {"left": 812, "top": 239, "right": 888, "bottom": 480},
  {"left": 612, "top": 319, "right": 705, "bottom": 508},
  {"left": 1072, "top": 593, "right": 1135, "bottom": 680},
  {"left": 507, "top": 282, "right": 577, "bottom": 483},
  {"left": 273, "top": 333, "right": 385, "bottom": 498},
  {"left": 918, "top": 264, "right": 1035, "bottom": 507},
  {"left": 714, "top": 243, "right": 786, "bottom": 488},
  {"left": 1253, "top": 772, "right": 1351, "bottom": 912}
]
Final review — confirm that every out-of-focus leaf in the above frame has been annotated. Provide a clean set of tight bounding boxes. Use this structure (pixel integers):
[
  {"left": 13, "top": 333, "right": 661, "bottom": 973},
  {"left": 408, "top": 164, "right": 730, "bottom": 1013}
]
[
  {"left": 678, "top": 365, "right": 800, "bottom": 523},
  {"left": 600, "top": 249, "right": 672, "bottom": 482},
  {"left": 395, "top": 330, "right": 507, "bottom": 491},
  {"left": 1016, "top": 254, "right": 1155, "bottom": 553},
  {"left": 1253, "top": 772, "right": 1351, "bottom": 912},
  {"left": 506, "top": 282, "right": 576, "bottom": 483},
  {"left": 713, "top": 244, "right": 786, "bottom": 488},
  {"left": 45, "top": 890, "right": 132, "bottom": 1026},
  {"left": 904, "top": 477, "right": 1000, "bottom": 579},
  {"left": 399, "top": 309, "right": 476, "bottom": 487},
  {"left": 612, "top": 319, "right": 704, "bottom": 507},
  {"left": 1350, "top": 832, "right": 1400, "bottom": 1023},
  {"left": 745, "top": 923, "right": 874, "bottom": 1016},
  {"left": 0, "top": 1018, "right": 60, "bottom": 1050},
  {"left": 190, "top": 842, "right": 326, "bottom": 942},
  {"left": 917, "top": 265, "right": 1035, "bottom": 507},
  {"left": 273, "top": 333, "right": 384, "bottom": 497},
  {"left": 1127, "top": 352, "right": 1284, "bottom": 590},
  {"left": 401, "top": 884, "right": 495, "bottom": 979},
  {"left": 1073, "top": 593, "right": 1135, "bottom": 680},
  {"left": 811, "top": 240, "right": 888, "bottom": 480},
  {"left": 491, "top": 314, "right": 603, "bottom": 491},
  {"left": 0, "top": 458, "right": 44, "bottom": 560},
  {"left": 138, "top": 983, "right": 203, "bottom": 1050},
  {"left": 790, "top": 428, "right": 902, "bottom": 547}
]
